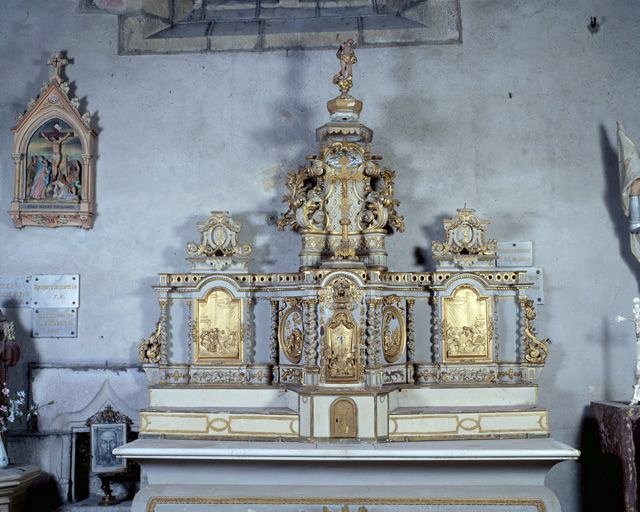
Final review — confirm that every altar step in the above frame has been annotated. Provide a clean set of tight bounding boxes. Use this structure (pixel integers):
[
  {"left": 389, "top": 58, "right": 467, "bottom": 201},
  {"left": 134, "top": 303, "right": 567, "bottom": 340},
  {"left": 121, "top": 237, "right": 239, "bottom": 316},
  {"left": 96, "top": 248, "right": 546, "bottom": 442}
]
[
  {"left": 140, "top": 408, "right": 300, "bottom": 439},
  {"left": 141, "top": 385, "right": 547, "bottom": 440},
  {"left": 138, "top": 406, "right": 548, "bottom": 441},
  {"left": 147, "top": 384, "right": 539, "bottom": 410},
  {"left": 388, "top": 406, "right": 549, "bottom": 440}
]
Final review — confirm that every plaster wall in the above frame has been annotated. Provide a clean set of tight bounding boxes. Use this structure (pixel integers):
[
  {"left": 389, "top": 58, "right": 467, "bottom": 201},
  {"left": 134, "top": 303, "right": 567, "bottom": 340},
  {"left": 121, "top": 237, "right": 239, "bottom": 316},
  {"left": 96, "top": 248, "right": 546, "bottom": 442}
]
[{"left": 1, "top": 0, "right": 640, "bottom": 510}]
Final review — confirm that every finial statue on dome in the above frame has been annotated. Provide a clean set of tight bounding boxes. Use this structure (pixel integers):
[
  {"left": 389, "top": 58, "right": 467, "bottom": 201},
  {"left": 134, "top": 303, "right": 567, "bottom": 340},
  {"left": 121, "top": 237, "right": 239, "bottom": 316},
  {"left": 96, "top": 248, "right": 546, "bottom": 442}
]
[{"left": 332, "top": 35, "right": 357, "bottom": 95}]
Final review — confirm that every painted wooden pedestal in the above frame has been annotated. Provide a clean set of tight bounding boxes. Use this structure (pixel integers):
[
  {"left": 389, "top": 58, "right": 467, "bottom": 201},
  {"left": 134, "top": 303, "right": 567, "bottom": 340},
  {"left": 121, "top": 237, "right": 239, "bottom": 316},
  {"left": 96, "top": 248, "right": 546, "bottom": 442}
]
[
  {"left": 0, "top": 466, "right": 40, "bottom": 512},
  {"left": 116, "top": 438, "right": 578, "bottom": 512}
]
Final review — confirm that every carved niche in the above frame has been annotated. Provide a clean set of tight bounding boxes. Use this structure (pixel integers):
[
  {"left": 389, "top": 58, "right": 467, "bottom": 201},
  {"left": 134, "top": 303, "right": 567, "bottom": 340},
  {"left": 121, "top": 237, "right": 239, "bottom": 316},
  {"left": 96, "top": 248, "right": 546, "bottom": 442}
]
[{"left": 11, "top": 52, "right": 96, "bottom": 228}]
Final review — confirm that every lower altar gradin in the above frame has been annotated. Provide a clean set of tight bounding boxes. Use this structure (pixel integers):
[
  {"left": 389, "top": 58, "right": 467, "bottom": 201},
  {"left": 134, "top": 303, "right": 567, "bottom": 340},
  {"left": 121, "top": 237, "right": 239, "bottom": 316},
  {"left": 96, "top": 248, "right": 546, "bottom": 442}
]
[
  {"left": 117, "top": 45, "right": 578, "bottom": 511},
  {"left": 117, "top": 438, "right": 578, "bottom": 512}
]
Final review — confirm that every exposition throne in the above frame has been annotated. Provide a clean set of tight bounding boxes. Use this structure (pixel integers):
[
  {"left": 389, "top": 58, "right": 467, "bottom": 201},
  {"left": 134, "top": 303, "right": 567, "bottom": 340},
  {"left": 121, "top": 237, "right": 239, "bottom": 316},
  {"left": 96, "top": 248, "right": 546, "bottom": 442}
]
[{"left": 117, "top": 57, "right": 578, "bottom": 511}]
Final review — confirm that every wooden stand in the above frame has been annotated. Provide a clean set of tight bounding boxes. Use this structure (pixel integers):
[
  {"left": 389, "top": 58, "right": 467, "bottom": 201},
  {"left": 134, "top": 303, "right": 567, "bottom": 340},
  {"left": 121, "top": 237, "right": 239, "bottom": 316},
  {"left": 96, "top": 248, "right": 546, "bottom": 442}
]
[
  {"left": 0, "top": 466, "right": 40, "bottom": 512},
  {"left": 591, "top": 401, "right": 640, "bottom": 512}
]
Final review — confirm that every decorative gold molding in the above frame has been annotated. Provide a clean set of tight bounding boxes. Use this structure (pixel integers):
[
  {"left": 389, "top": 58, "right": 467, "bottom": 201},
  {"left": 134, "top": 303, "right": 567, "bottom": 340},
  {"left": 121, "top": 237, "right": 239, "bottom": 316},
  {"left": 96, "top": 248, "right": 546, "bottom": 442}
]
[
  {"left": 146, "top": 496, "right": 546, "bottom": 512},
  {"left": 518, "top": 296, "right": 550, "bottom": 365},
  {"left": 140, "top": 412, "right": 299, "bottom": 437},
  {"left": 138, "top": 321, "right": 164, "bottom": 364},
  {"left": 319, "top": 275, "right": 364, "bottom": 311},
  {"left": 388, "top": 410, "right": 549, "bottom": 439}
]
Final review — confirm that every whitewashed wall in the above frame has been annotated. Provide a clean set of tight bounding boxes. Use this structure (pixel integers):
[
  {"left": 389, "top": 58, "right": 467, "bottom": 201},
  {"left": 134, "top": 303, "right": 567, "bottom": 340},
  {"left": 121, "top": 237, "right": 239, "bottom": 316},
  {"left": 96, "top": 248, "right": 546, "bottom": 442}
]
[{"left": 1, "top": 0, "right": 640, "bottom": 510}]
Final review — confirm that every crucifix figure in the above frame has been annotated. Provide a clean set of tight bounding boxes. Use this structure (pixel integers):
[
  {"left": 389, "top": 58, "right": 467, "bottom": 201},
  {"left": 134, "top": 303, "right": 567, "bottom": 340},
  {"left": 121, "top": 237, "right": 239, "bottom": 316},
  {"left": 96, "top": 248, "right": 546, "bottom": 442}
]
[
  {"left": 40, "top": 123, "right": 74, "bottom": 181},
  {"left": 47, "top": 52, "right": 68, "bottom": 83}
]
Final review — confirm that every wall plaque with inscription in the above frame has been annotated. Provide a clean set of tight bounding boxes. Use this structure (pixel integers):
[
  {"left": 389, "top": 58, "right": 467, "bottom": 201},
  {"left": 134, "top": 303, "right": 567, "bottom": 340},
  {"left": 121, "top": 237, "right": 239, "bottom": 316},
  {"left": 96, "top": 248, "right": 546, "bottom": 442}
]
[
  {"left": 497, "top": 242, "right": 533, "bottom": 267},
  {"left": 0, "top": 276, "right": 31, "bottom": 307},
  {"left": 31, "top": 274, "right": 79, "bottom": 308},
  {"left": 32, "top": 308, "right": 78, "bottom": 338},
  {"left": 0, "top": 274, "right": 80, "bottom": 338}
]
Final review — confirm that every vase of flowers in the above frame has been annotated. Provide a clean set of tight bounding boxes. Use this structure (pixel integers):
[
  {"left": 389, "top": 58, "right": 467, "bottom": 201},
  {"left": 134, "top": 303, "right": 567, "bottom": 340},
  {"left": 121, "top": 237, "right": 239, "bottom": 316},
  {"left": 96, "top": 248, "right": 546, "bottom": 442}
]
[{"left": 0, "top": 383, "right": 51, "bottom": 469}]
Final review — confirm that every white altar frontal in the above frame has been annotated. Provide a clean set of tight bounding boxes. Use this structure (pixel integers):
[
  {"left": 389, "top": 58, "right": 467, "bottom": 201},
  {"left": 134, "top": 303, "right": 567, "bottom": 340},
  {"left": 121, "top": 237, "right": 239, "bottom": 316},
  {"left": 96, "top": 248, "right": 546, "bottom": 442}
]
[{"left": 116, "top": 49, "right": 579, "bottom": 511}]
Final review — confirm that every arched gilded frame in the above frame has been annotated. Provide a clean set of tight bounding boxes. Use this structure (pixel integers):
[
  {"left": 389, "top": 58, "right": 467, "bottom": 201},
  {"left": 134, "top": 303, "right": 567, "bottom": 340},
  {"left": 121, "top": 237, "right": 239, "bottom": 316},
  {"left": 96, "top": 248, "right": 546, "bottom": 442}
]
[
  {"left": 323, "top": 311, "right": 359, "bottom": 383},
  {"left": 279, "top": 305, "right": 303, "bottom": 364},
  {"left": 442, "top": 285, "right": 493, "bottom": 363},
  {"left": 382, "top": 305, "right": 406, "bottom": 363},
  {"left": 194, "top": 288, "right": 244, "bottom": 365}
]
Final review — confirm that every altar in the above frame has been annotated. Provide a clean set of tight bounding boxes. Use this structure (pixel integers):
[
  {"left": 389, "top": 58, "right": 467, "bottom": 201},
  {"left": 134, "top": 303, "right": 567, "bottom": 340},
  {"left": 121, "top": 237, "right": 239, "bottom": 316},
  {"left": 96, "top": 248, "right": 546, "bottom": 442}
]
[{"left": 116, "top": 45, "right": 578, "bottom": 511}]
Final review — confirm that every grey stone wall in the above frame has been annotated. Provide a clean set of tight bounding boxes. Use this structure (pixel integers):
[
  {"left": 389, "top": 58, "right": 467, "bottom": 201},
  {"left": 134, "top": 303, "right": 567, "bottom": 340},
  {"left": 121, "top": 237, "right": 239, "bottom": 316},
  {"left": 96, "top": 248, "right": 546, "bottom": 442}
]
[{"left": 1, "top": 0, "right": 640, "bottom": 510}]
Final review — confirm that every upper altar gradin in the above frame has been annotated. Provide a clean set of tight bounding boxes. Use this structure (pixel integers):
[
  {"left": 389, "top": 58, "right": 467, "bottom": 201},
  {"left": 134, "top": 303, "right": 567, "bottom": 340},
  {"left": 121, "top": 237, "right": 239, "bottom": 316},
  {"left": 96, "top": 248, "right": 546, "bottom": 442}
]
[{"left": 277, "top": 41, "right": 405, "bottom": 270}]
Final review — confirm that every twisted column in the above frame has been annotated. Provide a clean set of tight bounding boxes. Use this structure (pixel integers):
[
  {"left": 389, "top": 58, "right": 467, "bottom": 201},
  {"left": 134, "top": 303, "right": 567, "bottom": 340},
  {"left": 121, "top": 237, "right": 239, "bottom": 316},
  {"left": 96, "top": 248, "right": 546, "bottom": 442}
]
[
  {"left": 269, "top": 299, "right": 280, "bottom": 365},
  {"left": 303, "top": 298, "right": 318, "bottom": 365},
  {"left": 406, "top": 298, "right": 416, "bottom": 361}
]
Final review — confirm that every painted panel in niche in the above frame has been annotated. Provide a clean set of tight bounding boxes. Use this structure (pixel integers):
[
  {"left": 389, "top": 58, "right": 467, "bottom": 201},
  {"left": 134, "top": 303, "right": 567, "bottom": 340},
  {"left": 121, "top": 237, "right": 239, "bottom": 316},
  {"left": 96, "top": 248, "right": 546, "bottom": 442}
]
[
  {"left": 382, "top": 305, "right": 406, "bottom": 363},
  {"left": 194, "top": 288, "right": 243, "bottom": 364},
  {"left": 26, "top": 118, "right": 83, "bottom": 202},
  {"left": 324, "top": 311, "right": 359, "bottom": 383},
  {"left": 279, "top": 306, "right": 303, "bottom": 364},
  {"left": 442, "top": 285, "right": 492, "bottom": 363}
]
